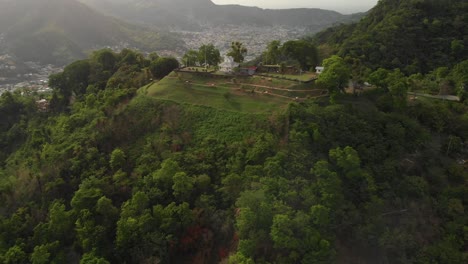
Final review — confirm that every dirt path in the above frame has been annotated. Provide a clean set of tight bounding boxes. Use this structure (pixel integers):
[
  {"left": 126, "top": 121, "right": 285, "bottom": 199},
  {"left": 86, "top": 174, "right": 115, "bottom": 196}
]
[
  {"left": 229, "top": 82, "right": 327, "bottom": 93},
  {"left": 172, "top": 78, "right": 329, "bottom": 100}
]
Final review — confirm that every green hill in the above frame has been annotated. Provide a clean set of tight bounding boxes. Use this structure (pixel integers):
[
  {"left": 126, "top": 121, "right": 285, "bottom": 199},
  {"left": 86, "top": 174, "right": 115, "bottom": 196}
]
[
  {"left": 313, "top": 0, "right": 468, "bottom": 73},
  {"left": 0, "top": 0, "right": 184, "bottom": 65},
  {"left": 144, "top": 71, "right": 327, "bottom": 113},
  {"left": 145, "top": 73, "right": 286, "bottom": 113},
  {"left": 0, "top": 48, "right": 467, "bottom": 263}
]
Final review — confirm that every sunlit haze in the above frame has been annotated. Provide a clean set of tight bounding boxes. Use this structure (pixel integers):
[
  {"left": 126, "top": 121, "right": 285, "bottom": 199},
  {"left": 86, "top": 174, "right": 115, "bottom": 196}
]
[{"left": 212, "top": 0, "right": 378, "bottom": 13}]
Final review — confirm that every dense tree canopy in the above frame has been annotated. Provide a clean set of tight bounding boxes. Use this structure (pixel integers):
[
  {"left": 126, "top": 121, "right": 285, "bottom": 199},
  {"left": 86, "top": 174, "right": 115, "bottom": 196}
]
[
  {"left": 1, "top": 1, "right": 467, "bottom": 261},
  {"left": 281, "top": 40, "right": 319, "bottom": 71},
  {"left": 149, "top": 57, "right": 180, "bottom": 79},
  {"left": 1, "top": 48, "right": 466, "bottom": 263},
  {"left": 313, "top": 0, "right": 468, "bottom": 74}
]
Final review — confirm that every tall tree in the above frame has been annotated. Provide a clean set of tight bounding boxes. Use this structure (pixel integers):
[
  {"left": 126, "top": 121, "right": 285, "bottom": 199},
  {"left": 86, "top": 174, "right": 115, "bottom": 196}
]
[
  {"left": 281, "top": 40, "right": 319, "bottom": 70},
  {"left": 92, "top": 49, "right": 116, "bottom": 72},
  {"left": 182, "top": 50, "right": 199, "bottom": 67},
  {"left": 317, "top": 55, "right": 350, "bottom": 95},
  {"left": 263, "top": 40, "right": 281, "bottom": 65},
  {"left": 198, "top": 44, "right": 221, "bottom": 67},
  {"left": 227, "top": 42, "right": 248, "bottom": 64}
]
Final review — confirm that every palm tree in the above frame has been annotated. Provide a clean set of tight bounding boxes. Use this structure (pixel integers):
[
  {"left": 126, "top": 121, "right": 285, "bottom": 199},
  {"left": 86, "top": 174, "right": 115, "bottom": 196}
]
[{"left": 227, "top": 41, "right": 247, "bottom": 64}]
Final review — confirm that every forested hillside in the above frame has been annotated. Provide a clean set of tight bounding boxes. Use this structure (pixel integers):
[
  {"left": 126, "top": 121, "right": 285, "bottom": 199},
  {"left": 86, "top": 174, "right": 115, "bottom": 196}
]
[
  {"left": 0, "top": 45, "right": 467, "bottom": 263},
  {"left": 0, "top": 0, "right": 467, "bottom": 263},
  {"left": 313, "top": 0, "right": 468, "bottom": 74}
]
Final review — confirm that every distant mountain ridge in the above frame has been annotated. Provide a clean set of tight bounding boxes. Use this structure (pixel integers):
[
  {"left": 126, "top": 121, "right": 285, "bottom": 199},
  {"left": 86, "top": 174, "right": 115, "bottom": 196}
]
[
  {"left": 79, "top": 0, "right": 363, "bottom": 31},
  {"left": 0, "top": 0, "right": 183, "bottom": 65}
]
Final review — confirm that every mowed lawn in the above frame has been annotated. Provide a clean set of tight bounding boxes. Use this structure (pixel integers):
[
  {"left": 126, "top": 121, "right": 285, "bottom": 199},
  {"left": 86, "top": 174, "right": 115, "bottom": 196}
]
[{"left": 144, "top": 72, "right": 289, "bottom": 113}]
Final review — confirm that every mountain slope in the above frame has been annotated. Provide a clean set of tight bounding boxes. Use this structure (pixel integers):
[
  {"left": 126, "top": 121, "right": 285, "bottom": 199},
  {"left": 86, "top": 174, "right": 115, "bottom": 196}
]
[
  {"left": 79, "top": 0, "right": 362, "bottom": 31},
  {"left": 313, "top": 0, "right": 468, "bottom": 73},
  {"left": 0, "top": 49, "right": 466, "bottom": 263},
  {"left": 0, "top": 0, "right": 184, "bottom": 65}
]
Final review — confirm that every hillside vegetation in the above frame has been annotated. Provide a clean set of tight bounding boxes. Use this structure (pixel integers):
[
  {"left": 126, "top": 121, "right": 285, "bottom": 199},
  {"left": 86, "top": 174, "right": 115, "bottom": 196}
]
[
  {"left": 0, "top": 0, "right": 467, "bottom": 263},
  {"left": 313, "top": 0, "right": 468, "bottom": 74},
  {"left": 0, "top": 45, "right": 467, "bottom": 263}
]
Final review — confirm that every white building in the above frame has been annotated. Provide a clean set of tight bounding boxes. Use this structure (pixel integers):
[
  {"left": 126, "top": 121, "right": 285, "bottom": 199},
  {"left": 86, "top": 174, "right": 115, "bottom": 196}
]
[
  {"left": 220, "top": 57, "right": 239, "bottom": 73},
  {"left": 315, "top": 66, "right": 324, "bottom": 74}
]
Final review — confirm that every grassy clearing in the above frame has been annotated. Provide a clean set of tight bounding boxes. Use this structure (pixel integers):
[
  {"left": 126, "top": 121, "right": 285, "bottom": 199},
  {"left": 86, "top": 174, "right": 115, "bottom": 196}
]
[{"left": 144, "top": 72, "right": 289, "bottom": 113}]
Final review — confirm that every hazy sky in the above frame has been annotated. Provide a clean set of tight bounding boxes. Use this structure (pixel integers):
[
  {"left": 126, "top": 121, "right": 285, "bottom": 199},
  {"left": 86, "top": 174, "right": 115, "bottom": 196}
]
[{"left": 211, "top": 0, "right": 379, "bottom": 14}]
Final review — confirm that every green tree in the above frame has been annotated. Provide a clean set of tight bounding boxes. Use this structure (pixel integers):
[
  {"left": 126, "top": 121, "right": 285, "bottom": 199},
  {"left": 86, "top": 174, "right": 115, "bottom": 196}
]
[
  {"left": 198, "top": 44, "right": 222, "bottom": 67},
  {"left": 150, "top": 57, "right": 180, "bottom": 79},
  {"left": 263, "top": 40, "right": 281, "bottom": 65},
  {"left": 270, "top": 214, "right": 299, "bottom": 250},
  {"left": 71, "top": 177, "right": 104, "bottom": 212},
  {"left": 3, "top": 245, "right": 27, "bottom": 264},
  {"left": 92, "top": 49, "right": 116, "bottom": 71},
  {"left": 118, "top": 49, "right": 145, "bottom": 67},
  {"left": 80, "top": 251, "right": 110, "bottom": 264},
  {"left": 329, "top": 146, "right": 375, "bottom": 204},
  {"left": 48, "top": 73, "right": 67, "bottom": 96},
  {"left": 220, "top": 173, "right": 244, "bottom": 202},
  {"left": 30, "top": 244, "right": 51, "bottom": 264},
  {"left": 281, "top": 40, "right": 319, "bottom": 70},
  {"left": 63, "top": 60, "right": 92, "bottom": 96},
  {"left": 311, "top": 161, "right": 344, "bottom": 210},
  {"left": 182, "top": 50, "right": 199, "bottom": 67},
  {"left": 317, "top": 55, "right": 350, "bottom": 95},
  {"left": 450, "top": 39, "right": 464, "bottom": 57},
  {"left": 45, "top": 202, "right": 74, "bottom": 244},
  {"left": 110, "top": 148, "right": 126, "bottom": 171},
  {"left": 235, "top": 189, "right": 273, "bottom": 259},
  {"left": 386, "top": 69, "right": 409, "bottom": 108},
  {"left": 172, "top": 172, "right": 194, "bottom": 201},
  {"left": 96, "top": 197, "right": 119, "bottom": 222},
  {"left": 227, "top": 42, "right": 248, "bottom": 64},
  {"left": 152, "top": 158, "right": 182, "bottom": 195},
  {"left": 368, "top": 68, "right": 390, "bottom": 90}
]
